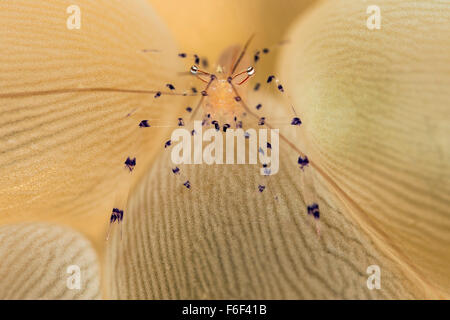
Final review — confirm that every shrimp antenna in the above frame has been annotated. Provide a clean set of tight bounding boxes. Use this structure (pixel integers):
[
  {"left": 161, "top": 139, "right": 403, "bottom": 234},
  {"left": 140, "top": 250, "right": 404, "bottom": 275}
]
[
  {"left": 0, "top": 87, "right": 197, "bottom": 99},
  {"left": 230, "top": 34, "right": 255, "bottom": 75},
  {"left": 141, "top": 49, "right": 161, "bottom": 53}
]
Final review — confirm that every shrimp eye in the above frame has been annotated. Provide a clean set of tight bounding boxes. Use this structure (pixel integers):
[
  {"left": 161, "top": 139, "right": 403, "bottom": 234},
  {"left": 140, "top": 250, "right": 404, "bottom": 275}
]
[
  {"left": 190, "top": 65, "right": 199, "bottom": 74},
  {"left": 247, "top": 66, "right": 255, "bottom": 76}
]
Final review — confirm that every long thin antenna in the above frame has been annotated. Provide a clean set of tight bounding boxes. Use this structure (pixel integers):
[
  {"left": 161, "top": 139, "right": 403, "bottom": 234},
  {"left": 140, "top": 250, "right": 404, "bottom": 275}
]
[
  {"left": 230, "top": 34, "right": 255, "bottom": 75},
  {"left": 0, "top": 87, "right": 197, "bottom": 99},
  {"left": 141, "top": 49, "right": 161, "bottom": 53}
]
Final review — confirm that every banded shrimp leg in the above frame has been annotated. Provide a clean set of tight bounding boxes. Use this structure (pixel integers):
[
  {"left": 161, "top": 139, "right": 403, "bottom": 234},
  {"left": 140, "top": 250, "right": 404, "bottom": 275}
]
[
  {"left": 106, "top": 86, "right": 199, "bottom": 240},
  {"left": 229, "top": 78, "right": 322, "bottom": 236}
]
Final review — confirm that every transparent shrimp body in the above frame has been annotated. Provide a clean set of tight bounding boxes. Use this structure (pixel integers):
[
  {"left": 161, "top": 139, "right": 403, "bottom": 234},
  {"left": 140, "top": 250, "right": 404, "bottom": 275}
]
[
  {"left": 203, "top": 78, "right": 243, "bottom": 121},
  {"left": 191, "top": 45, "right": 253, "bottom": 123}
]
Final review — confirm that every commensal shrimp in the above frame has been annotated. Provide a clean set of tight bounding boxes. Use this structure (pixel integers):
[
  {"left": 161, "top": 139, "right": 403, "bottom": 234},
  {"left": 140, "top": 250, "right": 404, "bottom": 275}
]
[
  {"left": 3, "top": 35, "right": 321, "bottom": 238},
  {"left": 163, "top": 35, "right": 322, "bottom": 235}
]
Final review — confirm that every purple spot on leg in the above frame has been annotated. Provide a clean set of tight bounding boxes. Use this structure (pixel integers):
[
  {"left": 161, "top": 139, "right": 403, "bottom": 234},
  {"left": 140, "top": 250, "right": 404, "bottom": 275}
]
[
  {"left": 124, "top": 157, "right": 136, "bottom": 172},
  {"left": 291, "top": 117, "right": 302, "bottom": 126},
  {"left": 307, "top": 203, "right": 320, "bottom": 219},
  {"left": 297, "top": 156, "right": 309, "bottom": 170},
  {"left": 139, "top": 120, "right": 150, "bottom": 128},
  {"left": 211, "top": 120, "right": 220, "bottom": 131},
  {"left": 254, "top": 52, "right": 260, "bottom": 63}
]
